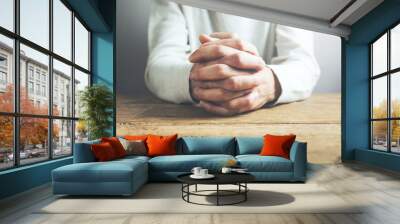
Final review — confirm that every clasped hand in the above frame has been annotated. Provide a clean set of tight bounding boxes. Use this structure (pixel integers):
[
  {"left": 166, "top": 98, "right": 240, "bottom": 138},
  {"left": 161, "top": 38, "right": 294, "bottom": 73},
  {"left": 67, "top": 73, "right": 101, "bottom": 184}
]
[{"left": 189, "top": 32, "right": 281, "bottom": 116}]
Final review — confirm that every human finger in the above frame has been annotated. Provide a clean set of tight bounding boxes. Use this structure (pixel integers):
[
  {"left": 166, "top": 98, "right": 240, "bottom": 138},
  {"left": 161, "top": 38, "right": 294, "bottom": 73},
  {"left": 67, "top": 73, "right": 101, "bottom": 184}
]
[
  {"left": 192, "top": 87, "right": 251, "bottom": 102},
  {"left": 189, "top": 44, "right": 240, "bottom": 63},
  {"left": 209, "top": 32, "right": 239, "bottom": 39},
  {"left": 190, "top": 63, "right": 252, "bottom": 81},
  {"left": 203, "top": 38, "right": 259, "bottom": 55}
]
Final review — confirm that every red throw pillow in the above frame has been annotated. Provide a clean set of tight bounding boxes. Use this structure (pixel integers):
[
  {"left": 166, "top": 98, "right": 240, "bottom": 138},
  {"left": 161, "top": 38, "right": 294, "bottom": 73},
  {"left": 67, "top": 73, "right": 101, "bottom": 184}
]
[
  {"left": 101, "top": 137, "right": 127, "bottom": 158},
  {"left": 259, "top": 134, "right": 296, "bottom": 159},
  {"left": 91, "top": 142, "right": 117, "bottom": 162},
  {"left": 146, "top": 134, "right": 178, "bottom": 157}
]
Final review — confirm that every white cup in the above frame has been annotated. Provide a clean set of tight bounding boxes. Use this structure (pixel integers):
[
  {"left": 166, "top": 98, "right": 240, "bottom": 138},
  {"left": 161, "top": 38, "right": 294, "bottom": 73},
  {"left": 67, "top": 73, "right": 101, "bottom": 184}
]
[
  {"left": 191, "top": 167, "right": 202, "bottom": 176},
  {"left": 221, "top": 167, "right": 232, "bottom": 174},
  {"left": 200, "top": 169, "right": 208, "bottom": 176}
]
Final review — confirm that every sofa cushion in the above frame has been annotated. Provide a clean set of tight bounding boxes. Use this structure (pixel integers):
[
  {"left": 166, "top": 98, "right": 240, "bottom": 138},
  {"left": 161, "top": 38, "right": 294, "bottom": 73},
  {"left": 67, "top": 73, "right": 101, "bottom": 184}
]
[
  {"left": 53, "top": 158, "right": 147, "bottom": 183},
  {"left": 116, "top": 155, "right": 150, "bottom": 163},
  {"left": 119, "top": 139, "right": 147, "bottom": 156},
  {"left": 235, "top": 137, "right": 263, "bottom": 155},
  {"left": 101, "top": 137, "right": 127, "bottom": 158},
  {"left": 124, "top": 135, "right": 148, "bottom": 141},
  {"left": 73, "top": 139, "right": 100, "bottom": 163},
  {"left": 179, "top": 137, "right": 235, "bottom": 155},
  {"left": 149, "top": 154, "right": 235, "bottom": 172},
  {"left": 236, "top": 155, "right": 293, "bottom": 172},
  {"left": 147, "top": 134, "right": 178, "bottom": 157},
  {"left": 91, "top": 142, "right": 118, "bottom": 161},
  {"left": 260, "top": 134, "right": 296, "bottom": 159}
]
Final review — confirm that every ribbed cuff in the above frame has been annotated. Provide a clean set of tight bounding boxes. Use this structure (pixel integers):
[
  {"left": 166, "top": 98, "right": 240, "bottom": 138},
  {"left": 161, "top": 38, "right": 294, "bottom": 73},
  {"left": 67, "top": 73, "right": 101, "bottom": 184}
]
[{"left": 267, "top": 64, "right": 293, "bottom": 105}]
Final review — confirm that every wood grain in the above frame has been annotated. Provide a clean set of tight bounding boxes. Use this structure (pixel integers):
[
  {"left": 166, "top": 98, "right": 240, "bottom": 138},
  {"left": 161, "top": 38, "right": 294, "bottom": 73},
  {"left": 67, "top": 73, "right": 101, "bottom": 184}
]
[{"left": 117, "top": 93, "right": 341, "bottom": 164}]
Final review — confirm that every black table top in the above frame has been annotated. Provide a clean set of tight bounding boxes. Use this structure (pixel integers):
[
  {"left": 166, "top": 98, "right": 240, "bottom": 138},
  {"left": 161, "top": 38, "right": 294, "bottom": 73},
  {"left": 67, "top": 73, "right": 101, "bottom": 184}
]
[{"left": 177, "top": 172, "right": 255, "bottom": 185}]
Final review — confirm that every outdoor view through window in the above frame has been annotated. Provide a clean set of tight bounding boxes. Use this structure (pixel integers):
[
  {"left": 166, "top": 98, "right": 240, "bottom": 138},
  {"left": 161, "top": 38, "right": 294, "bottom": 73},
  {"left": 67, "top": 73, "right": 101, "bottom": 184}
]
[
  {"left": 0, "top": 0, "right": 91, "bottom": 170},
  {"left": 371, "top": 23, "right": 400, "bottom": 153}
]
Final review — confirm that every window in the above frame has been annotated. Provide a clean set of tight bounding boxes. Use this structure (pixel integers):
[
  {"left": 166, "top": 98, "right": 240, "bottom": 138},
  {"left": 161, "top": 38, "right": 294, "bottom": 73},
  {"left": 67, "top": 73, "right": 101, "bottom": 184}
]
[
  {"left": 28, "top": 67, "right": 34, "bottom": 80},
  {"left": 35, "top": 70, "right": 40, "bottom": 81},
  {"left": 20, "top": 0, "right": 49, "bottom": 49},
  {"left": 0, "top": 0, "right": 91, "bottom": 170},
  {"left": 35, "top": 83, "right": 40, "bottom": 95},
  {"left": 28, "top": 81, "right": 34, "bottom": 94},
  {"left": 0, "top": 35, "right": 13, "bottom": 113},
  {"left": 0, "top": 55, "right": 7, "bottom": 67},
  {"left": 0, "top": 0, "right": 14, "bottom": 32},
  {"left": 371, "top": 23, "right": 400, "bottom": 154},
  {"left": 0, "top": 71, "right": 6, "bottom": 85},
  {"left": 75, "top": 18, "right": 89, "bottom": 70},
  {"left": 53, "top": 0, "right": 72, "bottom": 60},
  {"left": 0, "top": 116, "right": 13, "bottom": 170},
  {"left": 53, "top": 59, "right": 72, "bottom": 117},
  {"left": 74, "top": 69, "right": 89, "bottom": 118},
  {"left": 42, "top": 85, "right": 46, "bottom": 97},
  {"left": 0, "top": 54, "right": 8, "bottom": 89},
  {"left": 53, "top": 119, "right": 72, "bottom": 158}
]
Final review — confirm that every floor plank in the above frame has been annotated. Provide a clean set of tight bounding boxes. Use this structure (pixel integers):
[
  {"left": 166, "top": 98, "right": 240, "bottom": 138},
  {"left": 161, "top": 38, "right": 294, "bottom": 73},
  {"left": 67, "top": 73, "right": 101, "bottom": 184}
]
[{"left": 1, "top": 162, "right": 400, "bottom": 224}]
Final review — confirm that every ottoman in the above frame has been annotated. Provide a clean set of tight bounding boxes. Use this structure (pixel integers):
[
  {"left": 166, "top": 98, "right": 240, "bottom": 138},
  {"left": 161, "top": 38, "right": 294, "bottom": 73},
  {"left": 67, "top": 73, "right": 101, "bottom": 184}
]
[{"left": 52, "top": 157, "right": 148, "bottom": 196}]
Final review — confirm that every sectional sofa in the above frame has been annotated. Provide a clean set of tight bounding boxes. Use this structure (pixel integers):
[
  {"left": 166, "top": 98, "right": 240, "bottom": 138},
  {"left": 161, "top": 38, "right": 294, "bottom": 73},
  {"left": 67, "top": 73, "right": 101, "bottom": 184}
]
[{"left": 52, "top": 136, "right": 307, "bottom": 196}]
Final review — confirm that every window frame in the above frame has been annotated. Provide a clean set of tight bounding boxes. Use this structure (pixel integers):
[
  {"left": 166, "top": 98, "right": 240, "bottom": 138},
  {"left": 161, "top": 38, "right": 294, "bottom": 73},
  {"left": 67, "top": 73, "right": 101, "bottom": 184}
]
[
  {"left": 0, "top": 0, "right": 92, "bottom": 171},
  {"left": 370, "top": 20, "right": 400, "bottom": 154}
]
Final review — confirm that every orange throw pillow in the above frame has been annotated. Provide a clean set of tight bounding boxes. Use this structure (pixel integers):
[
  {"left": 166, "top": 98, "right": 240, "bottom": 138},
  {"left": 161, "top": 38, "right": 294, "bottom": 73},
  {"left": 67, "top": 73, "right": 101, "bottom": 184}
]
[
  {"left": 146, "top": 134, "right": 178, "bottom": 157},
  {"left": 260, "top": 134, "right": 296, "bottom": 159},
  {"left": 101, "top": 137, "right": 127, "bottom": 158},
  {"left": 91, "top": 142, "right": 117, "bottom": 162},
  {"left": 124, "top": 135, "right": 148, "bottom": 141}
]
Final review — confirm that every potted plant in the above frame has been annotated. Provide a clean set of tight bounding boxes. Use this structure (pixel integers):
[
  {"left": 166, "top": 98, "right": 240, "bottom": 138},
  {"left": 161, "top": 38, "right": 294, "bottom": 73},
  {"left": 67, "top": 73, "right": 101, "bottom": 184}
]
[{"left": 79, "top": 84, "right": 113, "bottom": 140}]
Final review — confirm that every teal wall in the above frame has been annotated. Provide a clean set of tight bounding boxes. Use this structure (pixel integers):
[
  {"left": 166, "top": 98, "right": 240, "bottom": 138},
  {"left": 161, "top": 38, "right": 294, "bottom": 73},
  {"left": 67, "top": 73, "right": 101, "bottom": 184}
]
[
  {"left": 0, "top": 0, "right": 115, "bottom": 200},
  {"left": 92, "top": 32, "right": 115, "bottom": 135},
  {"left": 91, "top": 0, "right": 116, "bottom": 135},
  {"left": 0, "top": 158, "right": 72, "bottom": 199},
  {"left": 343, "top": 0, "right": 400, "bottom": 171}
]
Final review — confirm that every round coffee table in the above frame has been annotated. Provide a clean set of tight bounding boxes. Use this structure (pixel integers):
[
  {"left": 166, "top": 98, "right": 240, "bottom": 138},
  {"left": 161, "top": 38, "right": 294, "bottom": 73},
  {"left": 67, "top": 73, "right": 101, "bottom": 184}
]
[{"left": 177, "top": 173, "right": 255, "bottom": 206}]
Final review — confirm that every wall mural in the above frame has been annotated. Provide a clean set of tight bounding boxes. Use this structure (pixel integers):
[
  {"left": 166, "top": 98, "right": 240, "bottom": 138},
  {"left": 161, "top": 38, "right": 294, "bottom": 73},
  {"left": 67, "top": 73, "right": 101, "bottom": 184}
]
[{"left": 116, "top": 1, "right": 341, "bottom": 164}]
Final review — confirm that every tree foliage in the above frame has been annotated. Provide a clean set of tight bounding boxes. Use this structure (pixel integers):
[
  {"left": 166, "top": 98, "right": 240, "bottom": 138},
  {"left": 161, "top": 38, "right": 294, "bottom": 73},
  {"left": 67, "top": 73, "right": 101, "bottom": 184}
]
[
  {"left": 0, "top": 85, "right": 59, "bottom": 151},
  {"left": 372, "top": 99, "right": 400, "bottom": 141},
  {"left": 79, "top": 84, "right": 113, "bottom": 140}
]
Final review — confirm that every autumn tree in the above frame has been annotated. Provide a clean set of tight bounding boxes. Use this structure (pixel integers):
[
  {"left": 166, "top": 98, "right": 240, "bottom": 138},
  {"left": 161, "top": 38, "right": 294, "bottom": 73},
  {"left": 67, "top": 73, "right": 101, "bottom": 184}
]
[
  {"left": 0, "top": 84, "right": 59, "bottom": 153},
  {"left": 372, "top": 99, "right": 400, "bottom": 143},
  {"left": 372, "top": 100, "right": 388, "bottom": 139},
  {"left": 0, "top": 85, "right": 14, "bottom": 150}
]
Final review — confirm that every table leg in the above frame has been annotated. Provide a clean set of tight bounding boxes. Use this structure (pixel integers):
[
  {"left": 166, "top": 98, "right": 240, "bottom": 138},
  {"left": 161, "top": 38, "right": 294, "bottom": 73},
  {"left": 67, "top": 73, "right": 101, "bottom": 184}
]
[
  {"left": 187, "top": 184, "right": 190, "bottom": 202},
  {"left": 181, "top": 184, "right": 183, "bottom": 199},
  {"left": 217, "top": 184, "right": 219, "bottom": 206},
  {"left": 245, "top": 183, "right": 247, "bottom": 201},
  {"left": 195, "top": 184, "right": 198, "bottom": 192}
]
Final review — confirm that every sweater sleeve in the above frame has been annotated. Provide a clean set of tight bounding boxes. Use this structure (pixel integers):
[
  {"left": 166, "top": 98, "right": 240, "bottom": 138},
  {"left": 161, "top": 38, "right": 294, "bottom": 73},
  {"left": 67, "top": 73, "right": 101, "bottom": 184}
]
[
  {"left": 145, "top": 0, "right": 194, "bottom": 104},
  {"left": 267, "top": 25, "right": 321, "bottom": 104}
]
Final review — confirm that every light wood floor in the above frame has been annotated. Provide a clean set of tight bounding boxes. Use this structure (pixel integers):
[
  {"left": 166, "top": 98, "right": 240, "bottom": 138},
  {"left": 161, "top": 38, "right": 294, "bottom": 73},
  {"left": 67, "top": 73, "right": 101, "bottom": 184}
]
[
  {"left": 117, "top": 93, "right": 341, "bottom": 164},
  {"left": 1, "top": 162, "right": 400, "bottom": 224}
]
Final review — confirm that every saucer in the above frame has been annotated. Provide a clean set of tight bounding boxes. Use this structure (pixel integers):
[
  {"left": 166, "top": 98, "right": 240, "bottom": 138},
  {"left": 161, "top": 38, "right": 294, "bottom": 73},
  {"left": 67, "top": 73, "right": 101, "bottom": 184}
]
[{"left": 190, "top": 174, "right": 215, "bottom": 179}]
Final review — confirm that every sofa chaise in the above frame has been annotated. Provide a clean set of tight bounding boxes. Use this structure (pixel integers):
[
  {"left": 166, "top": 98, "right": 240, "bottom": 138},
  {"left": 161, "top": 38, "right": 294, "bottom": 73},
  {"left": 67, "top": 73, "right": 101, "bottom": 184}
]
[{"left": 52, "top": 136, "right": 307, "bottom": 196}]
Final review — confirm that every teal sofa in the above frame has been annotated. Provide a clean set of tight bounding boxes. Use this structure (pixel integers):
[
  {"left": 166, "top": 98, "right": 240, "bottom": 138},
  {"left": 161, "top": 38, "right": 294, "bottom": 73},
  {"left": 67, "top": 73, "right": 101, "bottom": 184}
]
[{"left": 52, "top": 136, "right": 307, "bottom": 196}]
